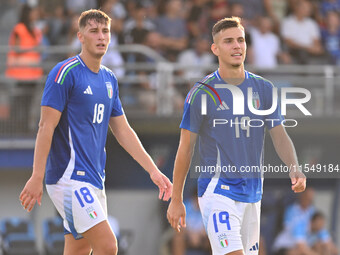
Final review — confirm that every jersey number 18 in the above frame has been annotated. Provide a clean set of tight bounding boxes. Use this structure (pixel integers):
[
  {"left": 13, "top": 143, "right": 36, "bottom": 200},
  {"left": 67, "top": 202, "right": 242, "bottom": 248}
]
[{"left": 93, "top": 103, "right": 104, "bottom": 124}]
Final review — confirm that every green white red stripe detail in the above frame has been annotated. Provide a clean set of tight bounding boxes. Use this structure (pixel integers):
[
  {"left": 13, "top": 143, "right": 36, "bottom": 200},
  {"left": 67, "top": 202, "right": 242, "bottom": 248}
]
[
  {"left": 55, "top": 58, "right": 79, "bottom": 85},
  {"left": 186, "top": 74, "right": 214, "bottom": 104}
]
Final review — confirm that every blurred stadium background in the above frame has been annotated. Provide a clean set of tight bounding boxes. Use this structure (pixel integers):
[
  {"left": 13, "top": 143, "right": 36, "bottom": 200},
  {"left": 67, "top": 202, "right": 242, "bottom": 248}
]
[{"left": 0, "top": 0, "right": 340, "bottom": 254}]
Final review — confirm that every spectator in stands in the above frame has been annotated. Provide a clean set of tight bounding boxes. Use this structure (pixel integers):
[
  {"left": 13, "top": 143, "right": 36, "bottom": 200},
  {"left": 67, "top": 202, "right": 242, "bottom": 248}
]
[
  {"left": 263, "top": 0, "right": 290, "bottom": 33},
  {"left": 208, "top": 0, "right": 229, "bottom": 29},
  {"left": 281, "top": 0, "right": 324, "bottom": 64},
  {"left": 186, "top": 0, "right": 210, "bottom": 45},
  {"left": 229, "top": 2, "right": 250, "bottom": 28},
  {"left": 143, "top": 31, "right": 164, "bottom": 58},
  {"left": 250, "top": 16, "right": 291, "bottom": 68},
  {"left": 273, "top": 188, "right": 316, "bottom": 255},
  {"left": 105, "top": 0, "right": 127, "bottom": 21},
  {"left": 177, "top": 35, "right": 215, "bottom": 87},
  {"left": 141, "top": 0, "right": 160, "bottom": 26},
  {"left": 124, "top": 3, "right": 155, "bottom": 45},
  {"left": 134, "top": 30, "right": 184, "bottom": 113},
  {"left": 65, "top": 0, "right": 97, "bottom": 15},
  {"left": 320, "top": 0, "right": 340, "bottom": 19},
  {"left": 228, "top": 0, "right": 266, "bottom": 24},
  {"left": 46, "top": 5, "right": 69, "bottom": 45},
  {"left": 35, "top": 5, "right": 51, "bottom": 60},
  {"left": 129, "top": 31, "right": 162, "bottom": 112},
  {"left": 308, "top": 212, "right": 338, "bottom": 255},
  {"left": 123, "top": 1, "right": 158, "bottom": 62},
  {"left": 171, "top": 188, "right": 211, "bottom": 255},
  {"left": 5, "top": 3, "right": 44, "bottom": 131},
  {"left": 321, "top": 11, "right": 340, "bottom": 65},
  {"left": 155, "top": 0, "right": 188, "bottom": 61},
  {"left": 6, "top": 3, "right": 43, "bottom": 81}
]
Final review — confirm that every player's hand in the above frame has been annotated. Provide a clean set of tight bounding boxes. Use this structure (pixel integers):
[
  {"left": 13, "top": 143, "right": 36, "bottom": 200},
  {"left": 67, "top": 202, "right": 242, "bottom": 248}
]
[
  {"left": 19, "top": 176, "right": 43, "bottom": 212},
  {"left": 150, "top": 170, "right": 172, "bottom": 201},
  {"left": 289, "top": 168, "right": 306, "bottom": 193},
  {"left": 167, "top": 199, "right": 186, "bottom": 232}
]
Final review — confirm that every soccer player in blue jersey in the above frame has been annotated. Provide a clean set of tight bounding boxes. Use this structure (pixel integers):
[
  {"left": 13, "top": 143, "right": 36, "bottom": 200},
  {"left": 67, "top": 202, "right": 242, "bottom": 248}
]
[
  {"left": 167, "top": 17, "right": 306, "bottom": 255},
  {"left": 19, "top": 9, "right": 172, "bottom": 255}
]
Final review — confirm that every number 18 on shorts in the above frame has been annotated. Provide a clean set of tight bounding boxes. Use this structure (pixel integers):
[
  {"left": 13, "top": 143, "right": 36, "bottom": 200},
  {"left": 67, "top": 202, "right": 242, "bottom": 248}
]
[{"left": 47, "top": 180, "right": 107, "bottom": 239}]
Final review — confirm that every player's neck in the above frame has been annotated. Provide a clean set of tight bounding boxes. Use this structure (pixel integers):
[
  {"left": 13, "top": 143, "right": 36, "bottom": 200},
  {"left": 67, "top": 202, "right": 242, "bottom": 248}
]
[
  {"left": 218, "top": 64, "right": 245, "bottom": 85},
  {"left": 79, "top": 51, "right": 102, "bottom": 73}
]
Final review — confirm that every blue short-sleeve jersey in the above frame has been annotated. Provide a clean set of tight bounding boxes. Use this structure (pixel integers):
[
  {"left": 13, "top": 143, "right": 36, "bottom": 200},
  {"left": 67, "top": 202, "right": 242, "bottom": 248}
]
[
  {"left": 180, "top": 70, "right": 284, "bottom": 203},
  {"left": 41, "top": 55, "right": 124, "bottom": 189}
]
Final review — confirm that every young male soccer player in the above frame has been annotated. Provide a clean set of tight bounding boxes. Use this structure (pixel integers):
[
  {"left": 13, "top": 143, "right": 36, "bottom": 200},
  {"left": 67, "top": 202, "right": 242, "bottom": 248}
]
[
  {"left": 167, "top": 17, "right": 306, "bottom": 255},
  {"left": 19, "top": 9, "right": 172, "bottom": 255}
]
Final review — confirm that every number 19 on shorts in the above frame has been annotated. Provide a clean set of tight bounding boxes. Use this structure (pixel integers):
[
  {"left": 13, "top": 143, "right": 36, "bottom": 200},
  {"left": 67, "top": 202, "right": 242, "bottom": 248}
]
[{"left": 213, "top": 211, "right": 231, "bottom": 233}]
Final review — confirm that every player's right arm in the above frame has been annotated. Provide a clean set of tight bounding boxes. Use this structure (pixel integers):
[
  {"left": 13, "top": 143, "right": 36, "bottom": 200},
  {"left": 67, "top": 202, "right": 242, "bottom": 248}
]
[
  {"left": 19, "top": 106, "right": 61, "bottom": 212},
  {"left": 167, "top": 128, "right": 197, "bottom": 232}
]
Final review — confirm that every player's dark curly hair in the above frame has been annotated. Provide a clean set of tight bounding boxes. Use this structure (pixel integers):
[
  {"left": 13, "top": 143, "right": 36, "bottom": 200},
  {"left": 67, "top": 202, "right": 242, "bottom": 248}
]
[
  {"left": 78, "top": 9, "right": 111, "bottom": 29},
  {"left": 212, "top": 16, "right": 244, "bottom": 39}
]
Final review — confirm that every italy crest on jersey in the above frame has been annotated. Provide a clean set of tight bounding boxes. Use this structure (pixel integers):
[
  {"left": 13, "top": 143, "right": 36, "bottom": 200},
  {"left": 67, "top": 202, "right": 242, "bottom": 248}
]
[
  {"left": 106, "top": 82, "right": 113, "bottom": 99},
  {"left": 252, "top": 91, "right": 260, "bottom": 109}
]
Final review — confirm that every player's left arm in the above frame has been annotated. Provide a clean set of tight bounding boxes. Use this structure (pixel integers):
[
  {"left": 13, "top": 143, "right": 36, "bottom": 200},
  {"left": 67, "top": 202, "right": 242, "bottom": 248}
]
[
  {"left": 269, "top": 124, "right": 306, "bottom": 193},
  {"left": 109, "top": 115, "right": 172, "bottom": 201}
]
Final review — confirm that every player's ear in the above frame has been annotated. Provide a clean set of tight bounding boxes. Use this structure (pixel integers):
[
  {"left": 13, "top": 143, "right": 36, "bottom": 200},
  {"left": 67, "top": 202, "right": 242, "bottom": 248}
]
[
  {"left": 77, "top": 31, "right": 84, "bottom": 43},
  {"left": 211, "top": 43, "right": 219, "bottom": 56}
]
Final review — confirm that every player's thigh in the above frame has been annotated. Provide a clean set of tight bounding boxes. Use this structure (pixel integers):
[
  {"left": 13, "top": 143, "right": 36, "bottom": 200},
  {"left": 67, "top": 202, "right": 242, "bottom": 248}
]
[
  {"left": 199, "top": 194, "right": 245, "bottom": 255},
  {"left": 82, "top": 220, "right": 117, "bottom": 253},
  {"left": 240, "top": 201, "right": 261, "bottom": 255},
  {"left": 72, "top": 183, "right": 108, "bottom": 235},
  {"left": 64, "top": 233, "right": 91, "bottom": 255},
  {"left": 225, "top": 250, "right": 244, "bottom": 255}
]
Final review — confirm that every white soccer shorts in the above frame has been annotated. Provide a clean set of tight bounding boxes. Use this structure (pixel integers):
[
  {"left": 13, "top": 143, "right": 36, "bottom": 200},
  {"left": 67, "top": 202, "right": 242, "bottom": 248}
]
[
  {"left": 198, "top": 193, "right": 261, "bottom": 255},
  {"left": 46, "top": 179, "right": 107, "bottom": 239}
]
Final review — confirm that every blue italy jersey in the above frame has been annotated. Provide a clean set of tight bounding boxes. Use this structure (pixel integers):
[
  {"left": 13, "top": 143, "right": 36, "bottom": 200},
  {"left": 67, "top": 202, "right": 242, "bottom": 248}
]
[
  {"left": 41, "top": 55, "right": 124, "bottom": 189},
  {"left": 180, "top": 70, "right": 284, "bottom": 203}
]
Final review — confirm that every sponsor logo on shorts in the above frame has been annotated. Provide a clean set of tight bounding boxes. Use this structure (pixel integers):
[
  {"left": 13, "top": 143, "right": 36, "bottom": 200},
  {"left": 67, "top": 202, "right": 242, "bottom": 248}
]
[
  {"left": 218, "top": 233, "right": 228, "bottom": 248},
  {"left": 86, "top": 206, "right": 98, "bottom": 219},
  {"left": 249, "top": 242, "right": 259, "bottom": 252}
]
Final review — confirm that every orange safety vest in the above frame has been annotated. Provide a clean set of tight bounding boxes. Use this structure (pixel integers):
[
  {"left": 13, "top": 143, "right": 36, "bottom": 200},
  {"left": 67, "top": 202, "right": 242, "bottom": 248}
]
[{"left": 6, "top": 23, "right": 43, "bottom": 80}]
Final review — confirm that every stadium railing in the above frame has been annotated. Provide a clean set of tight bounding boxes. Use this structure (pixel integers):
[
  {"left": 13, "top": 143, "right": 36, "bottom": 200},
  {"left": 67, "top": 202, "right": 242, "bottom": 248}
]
[{"left": 0, "top": 44, "right": 339, "bottom": 138}]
